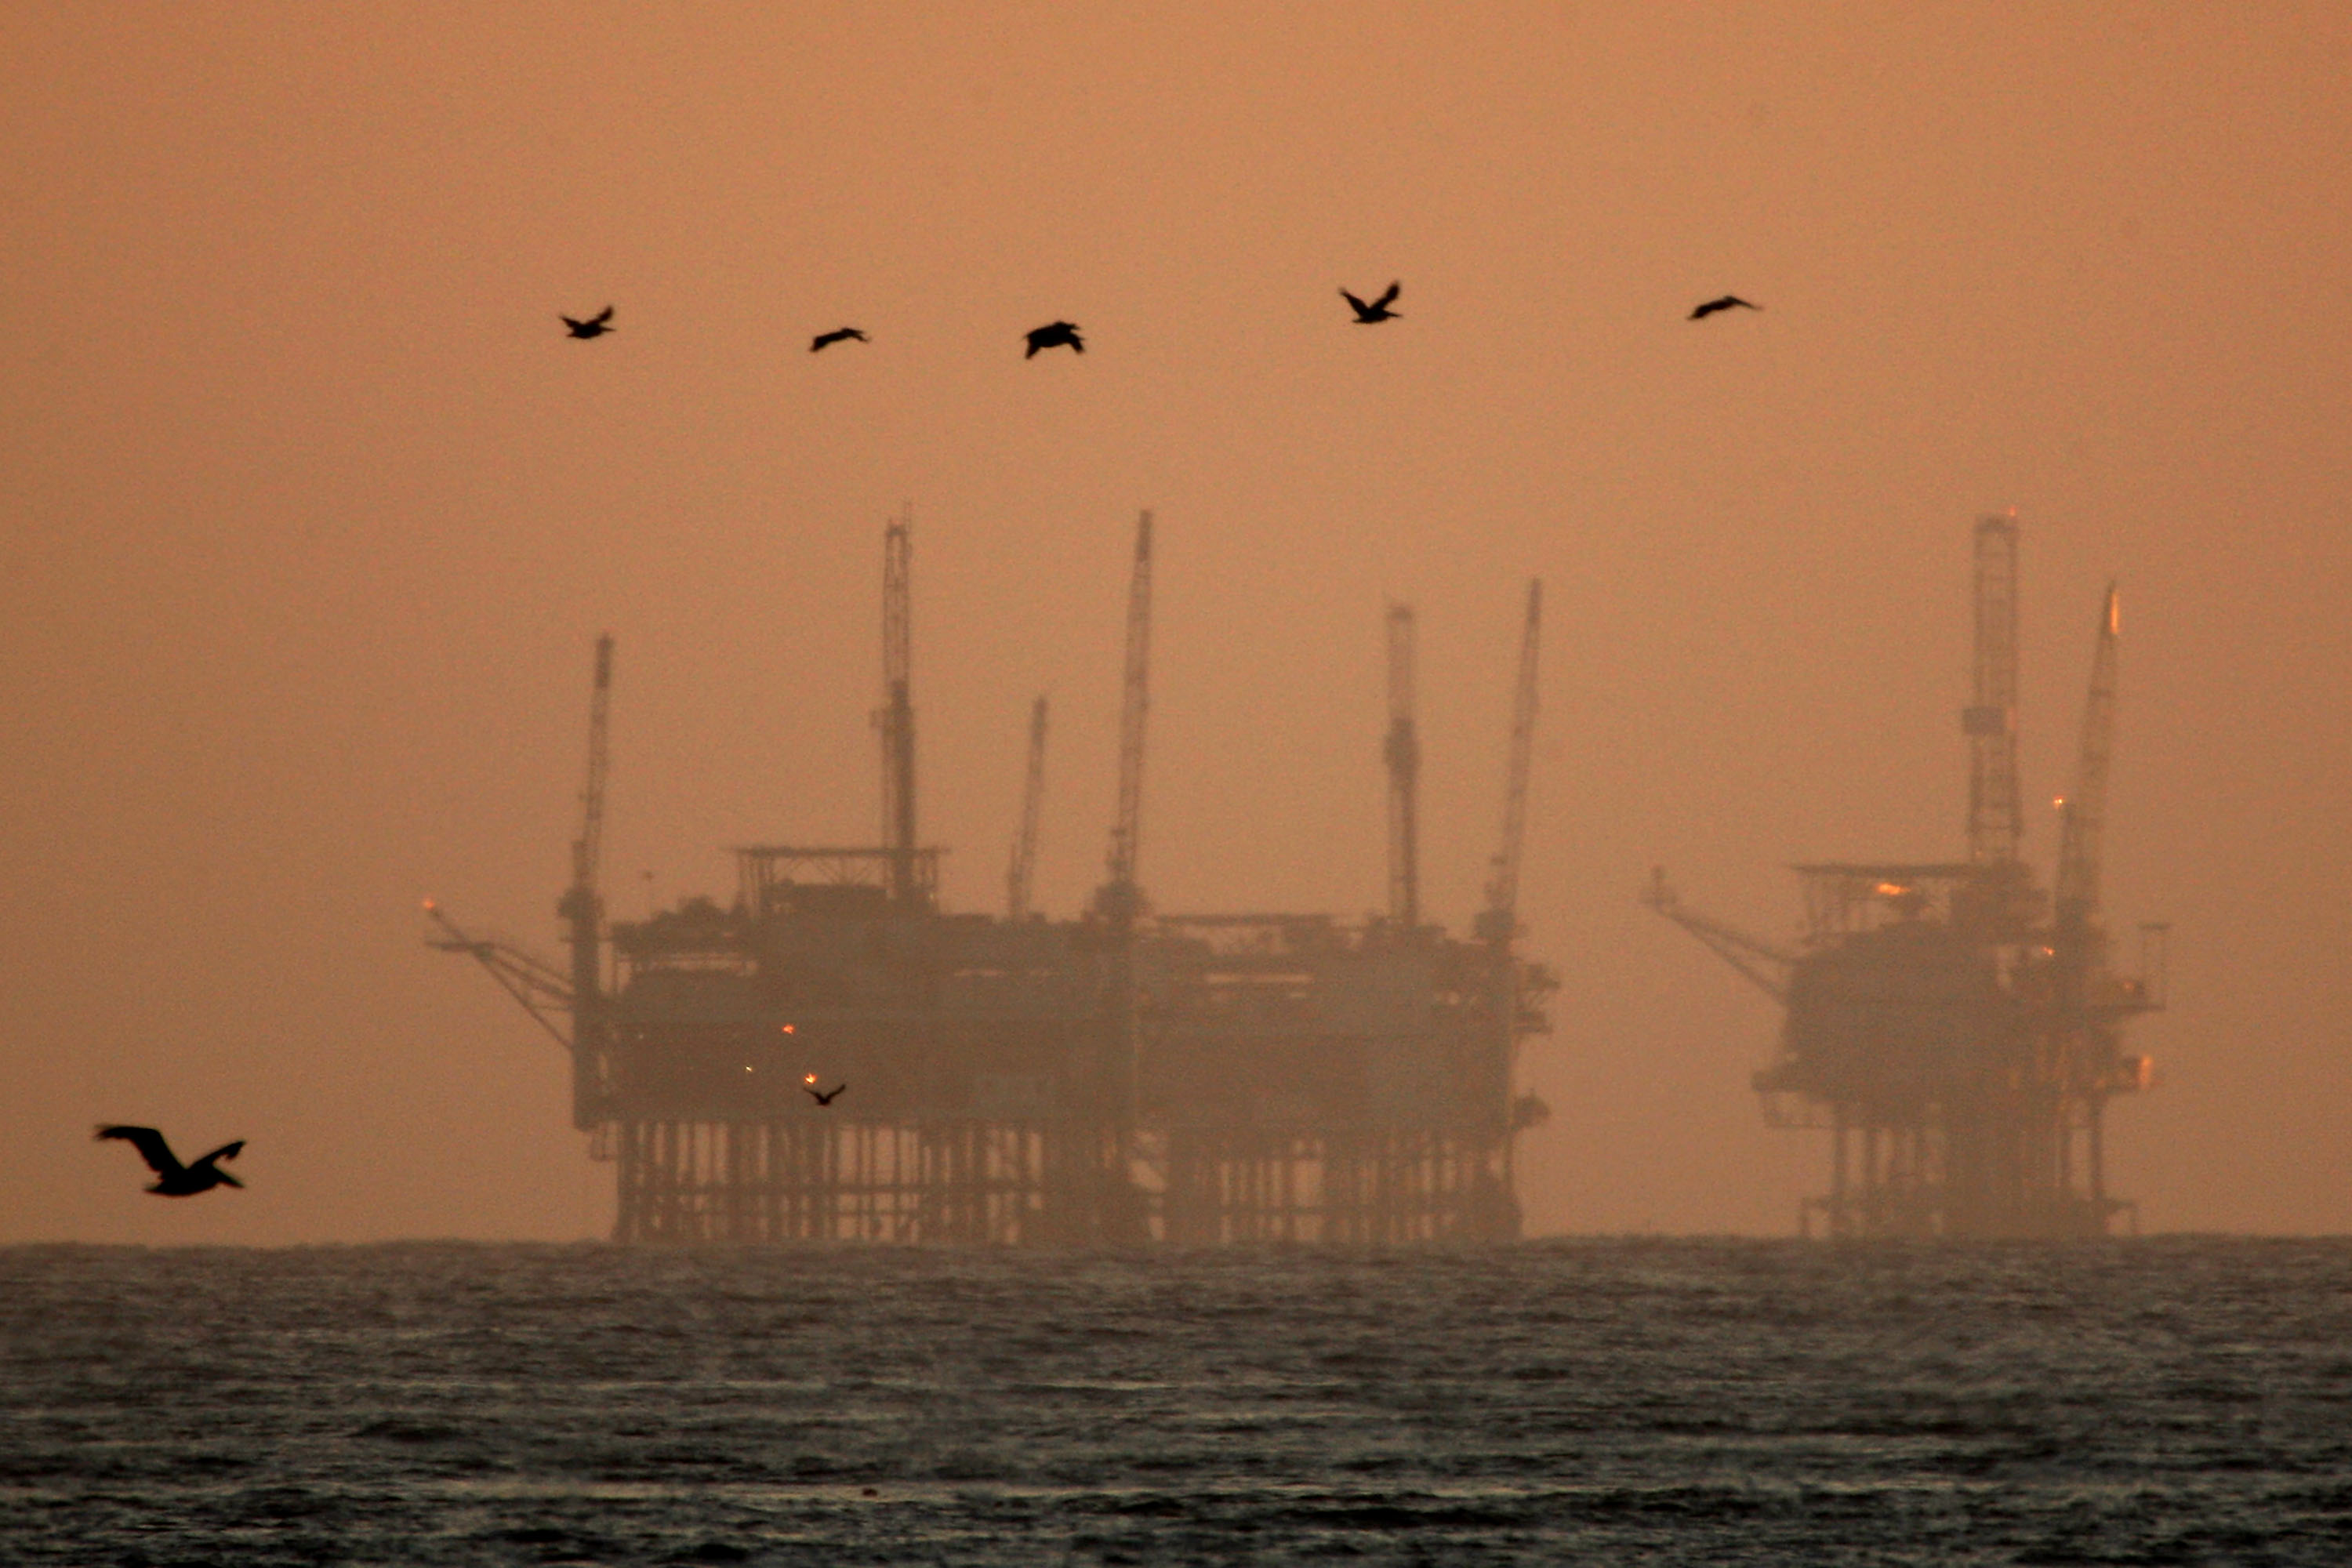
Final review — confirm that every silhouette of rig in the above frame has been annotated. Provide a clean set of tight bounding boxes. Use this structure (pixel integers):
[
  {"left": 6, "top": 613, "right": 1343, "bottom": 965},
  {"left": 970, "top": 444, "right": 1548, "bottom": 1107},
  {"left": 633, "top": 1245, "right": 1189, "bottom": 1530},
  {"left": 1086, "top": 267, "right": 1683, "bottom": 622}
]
[
  {"left": 435, "top": 512, "right": 1553, "bottom": 1244},
  {"left": 1650, "top": 514, "right": 2166, "bottom": 1238}
]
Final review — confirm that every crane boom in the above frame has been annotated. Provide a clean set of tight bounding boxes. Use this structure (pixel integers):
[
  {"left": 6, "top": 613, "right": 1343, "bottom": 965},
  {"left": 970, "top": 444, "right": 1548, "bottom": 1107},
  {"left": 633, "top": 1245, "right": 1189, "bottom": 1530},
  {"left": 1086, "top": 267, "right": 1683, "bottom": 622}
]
[
  {"left": 426, "top": 902, "right": 575, "bottom": 1049},
  {"left": 1384, "top": 602, "right": 1421, "bottom": 927},
  {"left": 2055, "top": 584, "right": 2121, "bottom": 926},
  {"left": 1085, "top": 510, "right": 1155, "bottom": 1241},
  {"left": 1964, "top": 513, "right": 2024, "bottom": 866},
  {"left": 1642, "top": 869, "right": 1796, "bottom": 1001},
  {"left": 1478, "top": 579, "right": 1541, "bottom": 943},
  {"left": 1007, "top": 695, "right": 1049, "bottom": 920},
  {"left": 1098, "top": 510, "right": 1153, "bottom": 922},
  {"left": 880, "top": 510, "right": 919, "bottom": 906}
]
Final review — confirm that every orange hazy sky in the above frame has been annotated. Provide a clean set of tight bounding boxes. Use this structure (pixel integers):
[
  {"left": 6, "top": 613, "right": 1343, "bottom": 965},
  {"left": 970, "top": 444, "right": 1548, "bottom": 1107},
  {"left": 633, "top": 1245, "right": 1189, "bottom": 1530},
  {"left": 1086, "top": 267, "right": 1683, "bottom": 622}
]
[{"left": 5, "top": 5, "right": 2350, "bottom": 1243}]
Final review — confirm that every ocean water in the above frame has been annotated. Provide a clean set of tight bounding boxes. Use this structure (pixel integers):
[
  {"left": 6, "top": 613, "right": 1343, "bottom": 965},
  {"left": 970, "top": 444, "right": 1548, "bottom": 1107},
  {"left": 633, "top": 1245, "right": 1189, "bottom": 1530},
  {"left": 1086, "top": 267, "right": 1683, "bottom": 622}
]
[{"left": 3, "top": 1240, "right": 2350, "bottom": 1566}]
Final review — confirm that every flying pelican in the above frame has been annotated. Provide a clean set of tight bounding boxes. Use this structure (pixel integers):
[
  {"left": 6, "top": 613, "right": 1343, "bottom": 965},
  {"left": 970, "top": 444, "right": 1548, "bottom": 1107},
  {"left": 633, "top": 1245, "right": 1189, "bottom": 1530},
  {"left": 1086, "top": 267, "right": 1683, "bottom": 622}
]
[
  {"left": 802, "top": 1080, "right": 847, "bottom": 1107},
  {"left": 1341, "top": 282, "right": 1402, "bottom": 323},
  {"left": 94, "top": 1126, "right": 245, "bottom": 1196},
  {"left": 1688, "top": 295, "right": 1760, "bottom": 321},
  {"left": 1023, "top": 321, "right": 1083, "bottom": 358},
  {"left": 562, "top": 307, "right": 615, "bottom": 339},
  {"left": 810, "top": 327, "right": 869, "bottom": 353}
]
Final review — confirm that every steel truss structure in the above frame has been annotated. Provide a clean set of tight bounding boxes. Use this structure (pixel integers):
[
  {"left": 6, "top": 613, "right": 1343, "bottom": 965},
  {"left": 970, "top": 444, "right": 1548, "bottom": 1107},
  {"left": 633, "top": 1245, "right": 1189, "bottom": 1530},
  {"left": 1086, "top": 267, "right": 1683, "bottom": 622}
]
[
  {"left": 1652, "top": 515, "right": 2164, "bottom": 1239},
  {"left": 438, "top": 515, "right": 1554, "bottom": 1245}
]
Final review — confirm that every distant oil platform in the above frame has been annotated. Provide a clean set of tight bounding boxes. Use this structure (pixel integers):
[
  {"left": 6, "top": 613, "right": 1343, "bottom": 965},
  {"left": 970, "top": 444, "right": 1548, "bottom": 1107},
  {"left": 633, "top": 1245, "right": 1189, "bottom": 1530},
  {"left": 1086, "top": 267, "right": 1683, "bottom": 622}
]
[
  {"left": 1652, "top": 513, "right": 2165, "bottom": 1238},
  {"left": 435, "top": 511, "right": 1555, "bottom": 1243}
]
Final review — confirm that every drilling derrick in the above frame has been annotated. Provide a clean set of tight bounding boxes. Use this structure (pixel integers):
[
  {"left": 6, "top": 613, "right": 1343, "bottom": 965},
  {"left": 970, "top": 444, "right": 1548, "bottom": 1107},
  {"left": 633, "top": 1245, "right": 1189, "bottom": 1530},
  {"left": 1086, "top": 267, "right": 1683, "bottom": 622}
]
[
  {"left": 1005, "top": 695, "right": 1049, "bottom": 922},
  {"left": 879, "top": 510, "right": 921, "bottom": 909},
  {"left": 1098, "top": 511, "right": 1152, "bottom": 927},
  {"left": 558, "top": 634, "right": 614, "bottom": 1130},
  {"left": 1958, "top": 513, "right": 2038, "bottom": 938},
  {"left": 1079, "top": 510, "right": 1154, "bottom": 1242},
  {"left": 1651, "top": 516, "right": 2161, "bottom": 1237},
  {"left": 1385, "top": 604, "right": 1422, "bottom": 928},
  {"left": 1965, "top": 514, "right": 2024, "bottom": 867}
]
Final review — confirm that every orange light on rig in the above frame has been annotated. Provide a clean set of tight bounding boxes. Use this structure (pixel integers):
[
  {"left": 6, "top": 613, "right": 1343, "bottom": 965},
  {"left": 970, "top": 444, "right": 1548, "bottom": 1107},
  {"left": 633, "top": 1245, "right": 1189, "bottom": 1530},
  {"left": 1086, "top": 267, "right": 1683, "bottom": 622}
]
[
  {"left": 779, "top": 1024, "right": 797, "bottom": 1035},
  {"left": 804, "top": 1073, "right": 818, "bottom": 1087},
  {"left": 1873, "top": 882, "right": 1910, "bottom": 898}
]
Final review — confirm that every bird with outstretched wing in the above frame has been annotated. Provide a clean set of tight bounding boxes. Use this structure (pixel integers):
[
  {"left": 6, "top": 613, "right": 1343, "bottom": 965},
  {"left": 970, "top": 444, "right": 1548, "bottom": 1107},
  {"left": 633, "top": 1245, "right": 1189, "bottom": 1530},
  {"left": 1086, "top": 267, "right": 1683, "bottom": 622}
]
[
  {"left": 1341, "top": 281, "right": 1402, "bottom": 323},
  {"left": 96, "top": 1125, "right": 245, "bottom": 1196},
  {"left": 1688, "top": 295, "right": 1760, "bottom": 321}
]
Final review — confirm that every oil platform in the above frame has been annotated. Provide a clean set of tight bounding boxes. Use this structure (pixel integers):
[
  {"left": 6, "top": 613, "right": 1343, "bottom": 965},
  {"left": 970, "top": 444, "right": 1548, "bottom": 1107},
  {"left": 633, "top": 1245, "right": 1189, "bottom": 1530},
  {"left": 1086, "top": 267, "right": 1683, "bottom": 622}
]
[
  {"left": 1650, "top": 514, "right": 2165, "bottom": 1238},
  {"left": 434, "top": 512, "right": 1554, "bottom": 1243}
]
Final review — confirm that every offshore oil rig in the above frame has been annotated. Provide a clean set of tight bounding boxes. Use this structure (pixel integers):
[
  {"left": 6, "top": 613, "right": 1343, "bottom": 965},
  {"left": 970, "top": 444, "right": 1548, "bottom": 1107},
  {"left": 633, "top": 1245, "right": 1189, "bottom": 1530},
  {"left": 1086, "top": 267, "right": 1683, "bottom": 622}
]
[
  {"left": 1650, "top": 514, "right": 2165, "bottom": 1238},
  {"left": 434, "top": 512, "right": 1555, "bottom": 1243}
]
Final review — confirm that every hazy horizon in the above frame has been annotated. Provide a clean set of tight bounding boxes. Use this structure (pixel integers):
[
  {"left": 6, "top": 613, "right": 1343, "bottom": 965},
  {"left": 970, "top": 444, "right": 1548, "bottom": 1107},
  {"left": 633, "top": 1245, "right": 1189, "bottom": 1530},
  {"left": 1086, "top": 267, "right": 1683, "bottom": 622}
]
[{"left": 7, "top": 5, "right": 2350, "bottom": 1243}]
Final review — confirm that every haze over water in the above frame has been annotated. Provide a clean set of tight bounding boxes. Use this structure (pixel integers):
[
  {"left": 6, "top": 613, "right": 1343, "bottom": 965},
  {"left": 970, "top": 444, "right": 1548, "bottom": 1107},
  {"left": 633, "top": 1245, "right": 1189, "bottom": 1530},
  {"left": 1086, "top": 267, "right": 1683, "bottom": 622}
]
[{"left": 5, "top": 8, "right": 2351, "bottom": 1244}]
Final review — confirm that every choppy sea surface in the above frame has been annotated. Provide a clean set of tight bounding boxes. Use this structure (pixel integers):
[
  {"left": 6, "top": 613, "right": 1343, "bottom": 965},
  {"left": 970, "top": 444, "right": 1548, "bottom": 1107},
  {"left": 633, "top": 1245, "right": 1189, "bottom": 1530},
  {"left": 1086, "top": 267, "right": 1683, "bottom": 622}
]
[{"left": 4, "top": 1240, "right": 2350, "bottom": 1566}]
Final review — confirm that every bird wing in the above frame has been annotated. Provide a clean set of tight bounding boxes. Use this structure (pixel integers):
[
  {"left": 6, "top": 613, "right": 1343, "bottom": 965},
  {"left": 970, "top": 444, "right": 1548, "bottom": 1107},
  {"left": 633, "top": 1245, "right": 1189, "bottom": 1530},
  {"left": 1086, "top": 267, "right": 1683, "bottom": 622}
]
[
  {"left": 1691, "top": 295, "right": 1758, "bottom": 319},
  {"left": 1374, "top": 281, "right": 1401, "bottom": 310},
  {"left": 561, "top": 315, "right": 585, "bottom": 330},
  {"left": 194, "top": 1140, "right": 245, "bottom": 1167},
  {"left": 1340, "top": 289, "right": 1368, "bottom": 314},
  {"left": 590, "top": 306, "right": 614, "bottom": 326},
  {"left": 96, "top": 1125, "right": 183, "bottom": 1176}
]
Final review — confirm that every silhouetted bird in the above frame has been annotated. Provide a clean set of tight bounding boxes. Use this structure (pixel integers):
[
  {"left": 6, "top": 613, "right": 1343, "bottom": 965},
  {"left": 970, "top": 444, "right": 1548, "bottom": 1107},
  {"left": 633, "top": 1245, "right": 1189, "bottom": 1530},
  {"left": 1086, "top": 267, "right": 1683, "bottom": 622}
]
[
  {"left": 1023, "top": 321, "right": 1083, "bottom": 358},
  {"left": 95, "top": 1126, "right": 245, "bottom": 1196},
  {"left": 1341, "top": 282, "right": 1402, "bottom": 323},
  {"left": 562, "top": 307, "right": 615, "bottom": 339},
  {"left": 1688, "top": 295, "right": 1759, "bottom": 321},
  {"left": 804, "top": 1083, "right": 847, "bottom": 1107},
  {"left": 810, "top": 327, "right": 869, "bottom": 353}
]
